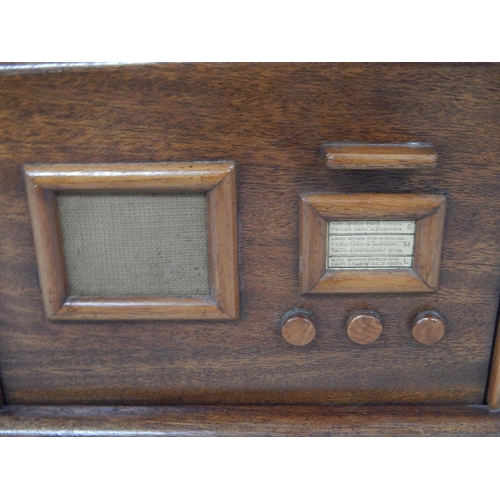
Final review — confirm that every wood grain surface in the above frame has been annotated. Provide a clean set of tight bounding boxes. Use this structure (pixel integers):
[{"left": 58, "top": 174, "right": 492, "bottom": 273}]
[
  {"left": 1, "top": 63, "right": 500, "bottom": 406},
  {"left": 1, "top": 404, "right": 500, "bottom": 436}
]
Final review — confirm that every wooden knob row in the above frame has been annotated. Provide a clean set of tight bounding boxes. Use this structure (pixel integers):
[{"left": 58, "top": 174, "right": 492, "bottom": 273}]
[
  {"left": 347, "top": 310, "right": 445, "bottom": 345},
  {"left": 281, "top": 309, "right": 445, "bottom": 346}
]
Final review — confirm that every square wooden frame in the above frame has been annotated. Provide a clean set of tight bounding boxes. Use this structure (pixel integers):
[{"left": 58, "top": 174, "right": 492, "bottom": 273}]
[
  {"left": 23, "top": 162, "right": 239, "bottom": 320},
  {"left": 299, "top": 193, "right": 446, "bottom": 294}
]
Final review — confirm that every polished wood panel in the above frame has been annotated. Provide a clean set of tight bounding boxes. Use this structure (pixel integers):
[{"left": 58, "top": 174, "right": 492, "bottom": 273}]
[
  {"left": 23, "top": 162, "right": 239, "bottom": 320},
  {"left": 324, "top": 143, "right": 437, "bottom": 170},
  {"left": 1, "top": 64, "right": 500, "bottom": 407},
  {"left": 1, "top": 404, "right": 499, "bottom": 436},
  {"left": 299, "top": 193, "right": 446, "bottom": 293}
]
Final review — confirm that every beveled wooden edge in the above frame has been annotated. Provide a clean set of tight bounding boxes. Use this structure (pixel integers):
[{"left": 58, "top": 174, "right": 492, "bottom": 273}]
[
  {"left": 23, "top": 162, "right": 239, "bottom": 320},
  {"left": 324, "top": 143, "right": 437, "bottom": 170},
  {"left": 487, "top": 307, "right": 500, "bottom": 409},
  {"left": 52, "top": 297, "right": 230, "bottom": 321},
  {"left": 304, "top": 193, "right": 444, "bottom": 220},
  {"left": 312, "top": 269, "right": 434, "bottom": 294},
  {"left": 0, "top": 62, "right": 148, "bottom": 74},
  {"left": 207, "top": 165, "right": 240, "bottom": 319},
  {"left": 23, "top": 175, "right": 68, "bottom": 317},
  {"left": 23, "top": 162, "right": 233, "bottom": 192},
  {"left": 413, "top": 197, "right": 446, "bottom": 289},
  {"left": 0, "top": 404, "right": 499, "bottom": 436},
  {"left": 299, "top": 193, "right": 446, "bottom": 294},
  {"left": 299, "top": 198, "right": 327, "bottom": 293}
]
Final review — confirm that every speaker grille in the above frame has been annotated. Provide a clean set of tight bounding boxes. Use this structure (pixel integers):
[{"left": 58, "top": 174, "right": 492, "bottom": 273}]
[{"left": 57, "top": 193, "right": 210, "bottom": 297}]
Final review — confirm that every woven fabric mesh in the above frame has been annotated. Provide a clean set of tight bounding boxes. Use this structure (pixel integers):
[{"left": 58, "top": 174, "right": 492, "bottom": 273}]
[{"left": 57, "top": 193, "right": 211, "bottom": 296}]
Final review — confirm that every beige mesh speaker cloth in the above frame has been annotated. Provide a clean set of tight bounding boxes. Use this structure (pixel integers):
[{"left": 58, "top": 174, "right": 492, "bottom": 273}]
[{"left": 57, "top": 193, "right": 211, "bottom": 296}]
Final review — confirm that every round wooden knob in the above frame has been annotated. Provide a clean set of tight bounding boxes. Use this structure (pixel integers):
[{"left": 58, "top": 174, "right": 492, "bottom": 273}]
[
  {"left": 281, "top": 310, "right": 316, "bottom": 346},
  {"left": 346, "top": 311, "right": 383, "bottom": 345},
  {"left": 411, "top": 311, "right": 445, "bottom": 345}
]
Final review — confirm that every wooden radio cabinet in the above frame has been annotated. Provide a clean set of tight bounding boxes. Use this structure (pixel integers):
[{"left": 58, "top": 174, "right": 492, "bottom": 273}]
[{"left": 1, "top": 63, "right": 500, "bottom": 435}]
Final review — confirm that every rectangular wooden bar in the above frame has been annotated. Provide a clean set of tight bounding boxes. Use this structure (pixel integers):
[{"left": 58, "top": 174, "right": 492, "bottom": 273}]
[{"left": 324, "top": 144, "right": 437, "bottom": 170}]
